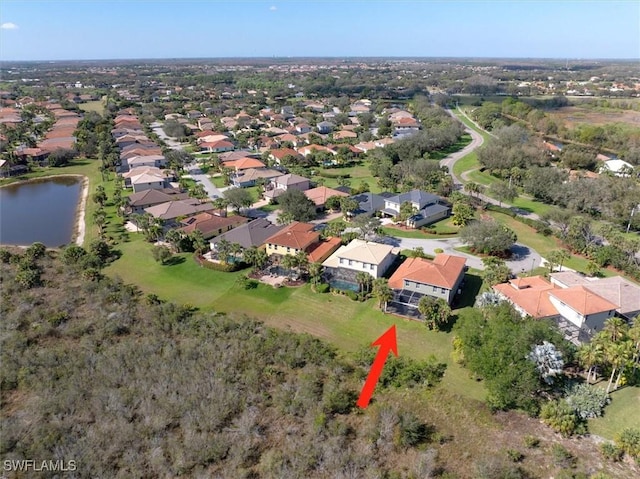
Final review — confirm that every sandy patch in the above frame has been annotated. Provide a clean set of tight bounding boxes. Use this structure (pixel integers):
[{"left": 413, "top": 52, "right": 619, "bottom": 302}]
[{"left": 74, "top": 176, "right": 89, "bottom": 246}]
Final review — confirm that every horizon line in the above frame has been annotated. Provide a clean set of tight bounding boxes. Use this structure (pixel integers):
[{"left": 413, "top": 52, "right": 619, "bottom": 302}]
[{"left": 1, "top": 55, "right": 639, "bottom": 64}]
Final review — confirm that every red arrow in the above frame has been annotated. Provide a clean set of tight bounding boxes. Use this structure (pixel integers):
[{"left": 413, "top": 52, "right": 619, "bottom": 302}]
[{"left": 356, "top": 325, "right": 398, "bottom": 409}]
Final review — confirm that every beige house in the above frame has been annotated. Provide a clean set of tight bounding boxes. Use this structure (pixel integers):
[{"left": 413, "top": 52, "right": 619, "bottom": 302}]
[
  {"left": 322, "top": 239, "right": 397, "bottom": 288},
  {"left": 264, "top": 222, "right": 320, "bottom": 258}
]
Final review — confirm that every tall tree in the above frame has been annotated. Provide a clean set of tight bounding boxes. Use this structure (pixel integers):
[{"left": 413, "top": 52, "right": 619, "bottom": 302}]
[
  {"left": 223, "top": 188, "right": 253, "bottom": 213},
  {"left": 418, "top": 296, "right": 452, "bottom": 331},
  {"left": 372, "top": 278, "right": 393, "bottom": 312}
]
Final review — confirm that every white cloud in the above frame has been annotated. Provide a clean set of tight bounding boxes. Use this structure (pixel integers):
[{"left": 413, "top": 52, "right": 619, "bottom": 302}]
[
  {"left": 1, "top": 22, "right": 19, "bottom": 30},
  {"left": 269, "top": 6, "right": 277, "bottom": 11}
]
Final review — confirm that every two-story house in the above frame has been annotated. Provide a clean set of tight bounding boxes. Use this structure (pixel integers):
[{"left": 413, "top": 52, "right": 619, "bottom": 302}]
[
  {"left": 381, "top": 189, "right": 450, "bottom": 228},
  {"left": 263, "top": 174, "right": 310, "bottom": 200},
  {"left": 322, "top": 239, "right": 397, "bottom": 289},
  {"left": 493, "top": 276, "right": 618, "bottom": 344},
  {"left": 388, "top": 254, "right": 467, "bottom": 306},
  {"left": 264, "top": 222, "right": 320, "bottom": 258}
]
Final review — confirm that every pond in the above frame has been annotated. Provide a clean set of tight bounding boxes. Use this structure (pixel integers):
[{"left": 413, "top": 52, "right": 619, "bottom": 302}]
[{"left": 0, "top": 176, "right": 84, "bottom": 247}]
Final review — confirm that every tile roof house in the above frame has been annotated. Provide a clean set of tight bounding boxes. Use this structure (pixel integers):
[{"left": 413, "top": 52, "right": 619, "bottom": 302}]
[
  {"left": 322, "top": 239, "right": 397, "bottom": 284},
  {"left": 179, "top": 212, "right": 249, "bottom": 239},
  {"left": 297, "top": 144, "right": 337, "bottom": 157},
  {"left": 224, "top": 157, "right": 266, "bottom": 172},
  {"left": 388, "top": 254, "right": 467, "bottom": 305},
  {"left": 210, "top": 218, "right": 284, "bottom": 251},
  {"left": 126, "top": 188, "right": 189, "bottom": 214},
  {"left": 306, "top": 236, "right": 343, "bottom": 264},
  {"left": 550, "top": 271, "right": 640, "bottom": 320},
  {"left": 269, "top": 148, "right": 302, "bottom": 165},
  {"left": 123, "top": 154, "right": 167, "bottom": 172},
  {"left": 264, "top": 222, "right": 320, "bottom": 258},
  {"left": 232, "top": 168, "right": 282, "bottom": 188},
  {"left": 263, "top": 174, "right": 310, "bottom": 200},
  {"left": 493, "top": 275, "right": 618, "bottom": 344},
  {"left": 144, "top": 199, "right": 216, "bottom": 223},
  {"left": 199, "top": 139, "right": 235, "bottom": 153},
  {"left": 303, "top": 186, "right": 349, "bottom": 209},
  {"left": 382, "top": 189, "right": 450, "bottom": 228}
]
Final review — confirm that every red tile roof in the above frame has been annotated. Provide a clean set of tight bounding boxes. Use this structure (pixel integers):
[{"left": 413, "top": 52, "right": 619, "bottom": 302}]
[
  {"left": 549, "top": 286, "right": 618, "bottom": 315},
  {"left": 388, "top": 254, "right": 466, "bottom": 290},
  {"left": 264, "top": 221, "right": 319, "bottom": 250},
  {"left": 307, "top": 236, "right": 342, "bottom": 263}
]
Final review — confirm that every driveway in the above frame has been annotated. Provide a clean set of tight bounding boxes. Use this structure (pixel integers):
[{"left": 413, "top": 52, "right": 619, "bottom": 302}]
[
  {"left": 184, "top": 163, "right": 226, "bottom": 200},
  {"left": 378, "top": 235, "right": 542, "bottom": 274}
]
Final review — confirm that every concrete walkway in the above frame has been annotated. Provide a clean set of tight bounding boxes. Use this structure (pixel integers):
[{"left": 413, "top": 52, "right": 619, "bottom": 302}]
[{"left": 184, "top": 163, "right": 227, "bottom": 200}]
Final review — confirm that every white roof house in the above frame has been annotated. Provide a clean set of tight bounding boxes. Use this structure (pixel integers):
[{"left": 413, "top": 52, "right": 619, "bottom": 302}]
[
  {"left": 600, "top": 158, "right": 634, "bottom": 177},
  {"left": 322, "top": 239, "right": 397, "bottom": 278}
]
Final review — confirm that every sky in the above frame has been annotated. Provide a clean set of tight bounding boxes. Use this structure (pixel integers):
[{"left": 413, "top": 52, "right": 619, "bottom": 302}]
[{"left": 1, "top": 1, "right": 639, "bottom": 61}]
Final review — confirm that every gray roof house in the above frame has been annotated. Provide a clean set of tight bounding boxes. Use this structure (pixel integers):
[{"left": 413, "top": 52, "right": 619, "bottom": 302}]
[
  {"left": 263, "top": 174, "right": 310, "bottom": 200},
  {"left": 349, "top": 192, "right": 387, "bottom": 217},
  {"left": 210, "top": 218, "right": 285, "bottom": 250},
  {"left": 382, "top": 189, "right": 451, "bottom": 228}
]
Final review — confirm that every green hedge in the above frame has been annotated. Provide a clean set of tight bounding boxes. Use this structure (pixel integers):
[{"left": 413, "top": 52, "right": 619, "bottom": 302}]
[{"left": 194, "top": 255, "right": 245, "bottom": 272}]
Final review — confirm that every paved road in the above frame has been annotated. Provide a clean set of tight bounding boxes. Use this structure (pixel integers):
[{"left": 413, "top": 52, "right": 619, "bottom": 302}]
[
  {"left": 184, "top": 163, "right": 226, "bottom": 200},
  {"left": 150, "top": 121, "right": 184, "bottom": 150},
  {"left": 440, "top": 109, "right": 485, "bottom": 186}
]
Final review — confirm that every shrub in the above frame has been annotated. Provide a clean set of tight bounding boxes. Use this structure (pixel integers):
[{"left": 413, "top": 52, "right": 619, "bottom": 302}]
[
  {"left": 540, "top": 399, "right": 585, "bottom": 437},
  {"left": 615, "top": 427, "right": 640, "bottom": 461},
  {"left": 564, "top": 383, "right": 609, "bottom": 419},
  {"left": 523, "top": 435, "right": 540, "bottom": 448},
  {"left": 323, "top": 387, "right": 356, "bottom": 415},
  {"left": 395, "top": 412, "right": 430, "bottom": 448},
  {"left": 315, "top": 283, "right": 330, "bottom": 293},
  {"left": 550, "top": 444, "right": 576, "bottom": 468},
  {"left": 506, "top": 448, "right": 524, "bottom": 462},
  {"left": 0, "top": 248, "right": 12, "bottom": 263},
  {"left": 600, "top": 442, "right": 623, "bottom": 462},
  {"left": 434, "top": 248, "right": 444, "bottom": 254},
  {"left": 345, "top": 290, "right": 359, "bottom": 301}
]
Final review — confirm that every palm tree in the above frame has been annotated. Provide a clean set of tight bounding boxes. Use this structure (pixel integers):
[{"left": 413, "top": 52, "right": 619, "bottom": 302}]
[
  {"left": 281, "top": 255, "right": 296, "bottom": 279},
  {"left": 294, "top": 250, "right": 309, "bottom": 277},
  {"left": 603, "top": 317, "right": 629, "bottom": 343},
  {"left": 229, "top": 242, "right": 243, "bottom": 261},
  {"left": 613, "top": 340, "right": 634, "bottom": 390},
  {"left": 577, "top": 341, "right": 604, "bottom": 384},
  {"left": 308, "top": 262, "right": 323, "bottom": 286},
  {"left": 355, "top": 271, "right": 372, "bottom": 294},
  {"left": 464, "top": 182, "right": 480, "bottom": 198},
  {"left": 628, "top": 319, "right": 640, "bottom": 375},
  {"left": 372, "top": 278, "right": 393, "bottom": 313},
  {"left": 216, "top": 239, "right": 232, "bottom": 263}
]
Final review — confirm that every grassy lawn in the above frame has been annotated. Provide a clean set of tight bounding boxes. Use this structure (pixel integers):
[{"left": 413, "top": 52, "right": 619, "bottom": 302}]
[
  {"left": 428, "top": 134, "right": 472, "bottom": 161},
  {"left": 210, "top": 175, "right": 226, "bottom": 188},
  {"left": 317, "top": 162, "right": 380, "bottom": 193},
  {"left": 422, "top": 217, "right": 461, "bottom": 235},
  {"left": 452, "top": 151, "right": 480, "bottom": 180},
  {"left": 511, "top": 195, "right": 555, "bottom": 217},
  {"left": 258, "top": 203, "right": 280, "bottom": 213},
  {"left": 381, "top": 226, "right": 435, "bottom": 239},
  {"left": 78, "top": 100, "right": 106, "bottom": 115},
  {"left": 466, "top": 168, "right": 499, "bottom": 186},
  {"left": 104, "top": 234, "right": 485, "bottom": 401},
  {"left": 486, "top": 210, "right": 617, "bottom": 276},
  {"left": 589, "top": 385, "right": 640, "bottom": 440}
]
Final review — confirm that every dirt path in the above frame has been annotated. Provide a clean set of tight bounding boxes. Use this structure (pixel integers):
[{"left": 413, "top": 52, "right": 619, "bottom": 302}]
[{"left": 74, "top": 175, "right": 89, "bottom": 246}]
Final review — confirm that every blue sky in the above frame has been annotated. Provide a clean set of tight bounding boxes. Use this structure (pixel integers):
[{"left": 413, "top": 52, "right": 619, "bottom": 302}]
[{"left": 1, "top": 1, "right": 638, "bottom": 61}]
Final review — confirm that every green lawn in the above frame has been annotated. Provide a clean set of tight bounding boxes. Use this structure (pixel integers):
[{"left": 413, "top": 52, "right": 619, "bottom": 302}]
[
  {"left": 78, "top": 100, "right": 106, "bottom": 115},
  {"left": 466, "top": 168, "right": 499, "bottom": 186},
  {"left": 428, "top": 134, "right": 472, "bottom": 161},
  {"left": 317, "top": 162, "right": 380, "bottom": 193},
  {"left": 486, "top": 211, "right": 616, "bottom": 276},
  {"left": 510, "top": 195, "right": 555, "bottom": 217},
  {"left": 210, "top": 175, "right": 226, "bottom": 188},
  {"left": 104, "top": 234, "right": 485, "bottom": 401},
  {"left": 452, "top": 151, "right": 480, "bottom": 180},
  {"left": 589, "top": 385, "right": 640, "bottom": 440}
]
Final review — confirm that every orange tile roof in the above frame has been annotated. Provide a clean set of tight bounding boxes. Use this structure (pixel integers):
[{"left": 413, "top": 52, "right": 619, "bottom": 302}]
[
  {"left": 493, "top": 277, "right": 558, "bottom": 318},
  {"left": 307, "top": 236, "right": 342, "bottom": 263},
  {"left": 303, "top": 186, "right": 349, "bottom": 206},
  {"left": 549, "top": 286, "right": 618, "bottom": 315},
  {"left": 388, "top": 254, "right": 466, "bottom": 290},
  {"left": 225, "top": 157, "right": 266, "bottom": 171},
  {"left": 265, "top": 221, "right": 319, "bottom": 250}
]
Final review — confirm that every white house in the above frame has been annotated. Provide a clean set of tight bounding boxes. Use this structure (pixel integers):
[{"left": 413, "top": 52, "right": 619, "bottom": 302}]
[{"left": 322, "top": 239, "right": 397, "bottom": 286}]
